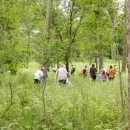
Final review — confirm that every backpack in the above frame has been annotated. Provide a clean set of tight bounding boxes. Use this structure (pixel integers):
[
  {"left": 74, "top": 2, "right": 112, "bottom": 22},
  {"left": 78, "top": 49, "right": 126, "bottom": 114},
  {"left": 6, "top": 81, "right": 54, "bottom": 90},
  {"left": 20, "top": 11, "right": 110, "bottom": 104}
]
[{"left": 109, "top": 69, "right": 115, "bottom": 78}]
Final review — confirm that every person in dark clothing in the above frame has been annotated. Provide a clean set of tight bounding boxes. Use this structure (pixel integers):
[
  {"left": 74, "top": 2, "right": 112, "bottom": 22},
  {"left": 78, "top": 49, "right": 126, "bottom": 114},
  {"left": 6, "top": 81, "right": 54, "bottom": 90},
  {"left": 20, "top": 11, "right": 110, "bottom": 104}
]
[
  {"left": 71, "top": 65, "right": 75, "bottom": 75},
  {"left": 90, "top": 63, "right": 97, "bottom": 81}
]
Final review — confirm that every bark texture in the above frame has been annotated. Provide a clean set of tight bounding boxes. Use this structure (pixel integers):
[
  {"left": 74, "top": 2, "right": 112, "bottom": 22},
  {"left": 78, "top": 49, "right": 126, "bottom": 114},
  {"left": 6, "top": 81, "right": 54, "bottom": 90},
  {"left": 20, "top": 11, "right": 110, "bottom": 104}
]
[
  {"left": 126, "top": 0, "right": 130, "bottom": 129},
  {"left": 122, "top": 45, "right": 127, "bottom": 72}
]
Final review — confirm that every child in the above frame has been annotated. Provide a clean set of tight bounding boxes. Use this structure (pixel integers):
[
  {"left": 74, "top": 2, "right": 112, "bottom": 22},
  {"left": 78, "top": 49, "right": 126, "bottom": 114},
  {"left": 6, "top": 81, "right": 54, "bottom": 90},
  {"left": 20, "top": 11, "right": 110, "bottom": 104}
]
[
  {"left": 83, "top": 66, "right": 88, "bottom": 77},
  {"left": 102, "top": 71, "right": 108, "bottom": 81},
  {"left": 97, "top": 73, "right": 102, "bottom": 81}
]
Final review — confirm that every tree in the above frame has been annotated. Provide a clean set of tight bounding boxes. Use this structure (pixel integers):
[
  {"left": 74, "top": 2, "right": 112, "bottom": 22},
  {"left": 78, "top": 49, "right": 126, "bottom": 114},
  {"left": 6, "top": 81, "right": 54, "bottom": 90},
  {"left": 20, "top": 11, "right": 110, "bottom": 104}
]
[
  {"left": 122, "top": 45, "right": 127, "bottom": 72},
  {"left": 126, "top": 0, "right": 130, "bottom": 129},
  {"left": 46, "top": 0, "right": 88, "bottom": 71},
  {"left": 81, "top": 0, "right": 120, "bottom": 70},
  {"left": 0, "top": 0, "right": 31, "bottom": 74}
]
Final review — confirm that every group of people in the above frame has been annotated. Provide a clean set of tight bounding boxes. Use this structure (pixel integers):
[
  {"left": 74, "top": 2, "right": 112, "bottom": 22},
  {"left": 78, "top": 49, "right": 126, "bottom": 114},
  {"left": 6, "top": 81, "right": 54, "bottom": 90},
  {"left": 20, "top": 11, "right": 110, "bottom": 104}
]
[
  {"left": 82, "top": 64, "right": 116, "bottom": 81},
  {"left": 33, "top": 62, "right": 116, "bottom": 88},
  {"left": 34, "top": 63, "right": 74, "bottom": 88}
]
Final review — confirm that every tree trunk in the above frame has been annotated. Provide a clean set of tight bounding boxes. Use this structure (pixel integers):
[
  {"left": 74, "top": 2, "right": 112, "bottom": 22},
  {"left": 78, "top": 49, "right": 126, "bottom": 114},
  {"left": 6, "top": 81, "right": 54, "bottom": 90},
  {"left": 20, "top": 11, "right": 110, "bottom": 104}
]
[
  {"left": 99, "top": 48, "right": 103, "bottom": 71},
  {"left": 65, "top": 54, "right": 69, "bottom": 72},
  {"left": 46, "top": 0, "right": 53, "bottom": 41},
  {"left": 89, "top": 56, "right": 93, "bottom": 65},
  {"left": 42, "top": 0, "right": 53, "bottom": 126},
  {"left": 99, "top": 34, "right": 103, "bottom": 72},
  {"left": 95, "top": 56, "right": 98, "bottom": 70},
  {"left": 111, "top": 46, "right": 116, "bottom": 60},
  {"left": 126, "top": 0, "right": 130, "bottom": 129},
  {"left": 116, "top": 43, "right": 125, "bottom": 124},
  {"left": 122, "top": 45, "right": 127, "bottom": 72},
  {"left": 43, "top": 0, "right": 53, "bottom": 63}
]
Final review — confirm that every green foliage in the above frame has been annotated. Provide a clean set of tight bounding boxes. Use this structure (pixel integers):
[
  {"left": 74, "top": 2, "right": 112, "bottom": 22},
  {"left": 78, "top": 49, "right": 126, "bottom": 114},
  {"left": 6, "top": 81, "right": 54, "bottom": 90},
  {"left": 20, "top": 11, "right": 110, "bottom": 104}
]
[
  {"left": 0, "top": 0, "right": 126, "bottom": 72},
  {"left": 0, "top": 1, "right": 30, "bottom": 74},
  {"left": 0, "top": 0, "right": 127, "bottom": 126}
]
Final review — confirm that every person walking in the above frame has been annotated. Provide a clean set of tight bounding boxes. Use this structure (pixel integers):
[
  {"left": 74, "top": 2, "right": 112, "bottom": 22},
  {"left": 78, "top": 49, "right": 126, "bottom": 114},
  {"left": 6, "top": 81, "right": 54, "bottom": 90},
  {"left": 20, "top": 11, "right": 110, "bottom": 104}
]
[
  {"left": 34, "top": 66, "right": 44, "bottom": 88},
  {"left": 71, "top": 65, "right": 75, "bottom": 75},
  {"left": 56, "top": 64, "right": 67, "bottom": 84},
  {"left": 108, "top": 65, "right": 115, "bottom": 81},
  {"left": 101, "top": 71, "right": 108, "bottom": 81},
  {"left": 90, "top": 63, "right": 97, "bottom": 81},
  {"left": 82, "top": 66, "right": 88, "bottom": 77}
]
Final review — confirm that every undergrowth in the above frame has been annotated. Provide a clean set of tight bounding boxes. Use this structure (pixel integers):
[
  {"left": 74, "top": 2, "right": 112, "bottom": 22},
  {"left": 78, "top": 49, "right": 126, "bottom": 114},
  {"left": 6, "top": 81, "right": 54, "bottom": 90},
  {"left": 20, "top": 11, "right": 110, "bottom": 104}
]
[{"left": 0, "top": 62, "right": 128, "bottom": 130}]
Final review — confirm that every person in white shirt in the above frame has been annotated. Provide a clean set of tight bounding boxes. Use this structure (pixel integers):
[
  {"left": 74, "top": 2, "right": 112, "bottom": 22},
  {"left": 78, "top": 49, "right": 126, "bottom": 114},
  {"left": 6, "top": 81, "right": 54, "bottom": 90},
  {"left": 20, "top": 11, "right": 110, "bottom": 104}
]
[
  {"left": 100, "top": 65, "right": 106, "bottom": 74},
  {"left": 34, "top": 66, "right": 44, "bottom": 87},
  {"left": 56, "top": 64, "right": 67, "bottom": 84},
  {"left": 100, "top": 65, "right": 109, "bottom": 78}
]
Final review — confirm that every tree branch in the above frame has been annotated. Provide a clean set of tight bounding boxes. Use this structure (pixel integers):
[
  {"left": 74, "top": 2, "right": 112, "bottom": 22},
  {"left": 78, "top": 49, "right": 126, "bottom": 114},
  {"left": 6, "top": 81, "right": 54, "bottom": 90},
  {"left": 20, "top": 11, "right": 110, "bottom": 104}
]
[
  {"left": 38, "top": 104, "right": 64, "bottom": 124},
  {"left": 72, "top": 6, "right": 86, "bottom": 43},
  {"left": 69, "top": 0, "right": 76, "bottom": 40},
  {"left": 0, "top": 82, "right": 13, "bottom": 118}
]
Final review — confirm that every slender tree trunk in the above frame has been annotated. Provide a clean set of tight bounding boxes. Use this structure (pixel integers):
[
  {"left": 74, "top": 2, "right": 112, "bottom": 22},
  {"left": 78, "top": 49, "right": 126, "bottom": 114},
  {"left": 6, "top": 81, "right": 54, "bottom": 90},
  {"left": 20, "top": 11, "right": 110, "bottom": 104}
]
[
  {"left": 98, "top": 17, "right": 103, "bottom": 71},
  {"left": 89, "top": 56, "right": 93, "bottom": 65},
  {"left": 122, "top": 45, "right": 127, "bottom": 72},
  {"left": 65, "top": 54, "right": 69, "bottom": 72},
  {"left": 116, "top": 43, "right": 125, "bottom": 124},
  {"left": 111, "top": 47, "right": 116, "bottom": 59},
  {"left": 46, "top": 0, "right": 53, "bottom": 41},
  {"left": 99, "top": 48, "right": 103, "bottom": 71},
  {"left": 126, "top": 0, "right": 130, "bottom": 129},
  {"left": 42, "top": 0, "right": 53, "bottom": 126},
  {"left": 111, "top": 46, "right": 113, "bottom": 59},
  {"left": 95, "top": 56, "right": 98, "bottom": 70}
]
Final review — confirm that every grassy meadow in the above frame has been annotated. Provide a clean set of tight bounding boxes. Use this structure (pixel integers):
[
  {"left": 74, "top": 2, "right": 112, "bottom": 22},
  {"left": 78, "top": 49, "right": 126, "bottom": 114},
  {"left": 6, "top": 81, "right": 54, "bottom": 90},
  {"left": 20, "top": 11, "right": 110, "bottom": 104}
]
[{"left": 0, "top": 61, "right": 128, "bottom": 130}]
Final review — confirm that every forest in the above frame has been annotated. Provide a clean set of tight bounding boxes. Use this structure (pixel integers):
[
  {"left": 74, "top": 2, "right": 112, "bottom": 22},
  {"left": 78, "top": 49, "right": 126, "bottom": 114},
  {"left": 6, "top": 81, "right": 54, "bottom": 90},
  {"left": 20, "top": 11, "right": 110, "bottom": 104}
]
[{"left": 1, "top": 0, "right": 130, "bottom": 130}]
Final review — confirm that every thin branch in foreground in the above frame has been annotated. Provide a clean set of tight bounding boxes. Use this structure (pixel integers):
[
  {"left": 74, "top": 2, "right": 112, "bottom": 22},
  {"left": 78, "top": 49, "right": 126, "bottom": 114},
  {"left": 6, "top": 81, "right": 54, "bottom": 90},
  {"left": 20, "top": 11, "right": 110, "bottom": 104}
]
[
  {"left": 37, "top": 104, "right": 64, "bottom": 125},
  {"left": 0, "top": 82, "right": 13, "bottom": 118}
]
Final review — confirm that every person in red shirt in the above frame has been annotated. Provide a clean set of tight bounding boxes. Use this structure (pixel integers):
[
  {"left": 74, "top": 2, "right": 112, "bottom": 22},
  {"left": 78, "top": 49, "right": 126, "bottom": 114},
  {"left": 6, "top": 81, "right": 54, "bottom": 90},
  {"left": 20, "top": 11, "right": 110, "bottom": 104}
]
[{"left": 83, "top": 66, "right": 88, "bottom": 77}]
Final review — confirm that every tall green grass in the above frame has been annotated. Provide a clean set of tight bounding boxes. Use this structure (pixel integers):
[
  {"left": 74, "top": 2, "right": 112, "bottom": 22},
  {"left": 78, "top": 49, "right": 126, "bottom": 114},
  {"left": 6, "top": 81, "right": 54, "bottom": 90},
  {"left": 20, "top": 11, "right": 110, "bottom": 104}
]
[{"left": 0, "top": 61, "right": 128, "bottom": 130}]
